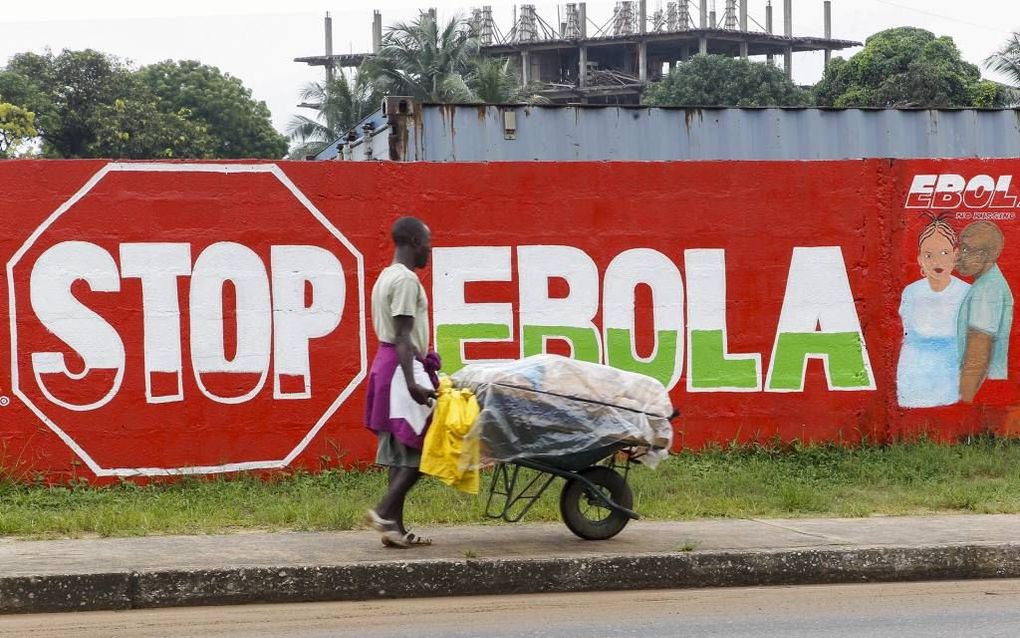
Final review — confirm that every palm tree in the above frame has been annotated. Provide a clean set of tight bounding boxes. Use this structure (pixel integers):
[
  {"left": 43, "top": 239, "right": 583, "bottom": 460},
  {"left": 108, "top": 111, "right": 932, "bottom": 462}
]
[
  {"left": 287, "top": 71, "right": 377, "bottom": 158},
  {"left": 985, "top": 33, "right": 1020, "bottom": 105},
  {"left": 361, "top": 13, "right": 480, "bottom": 103}
]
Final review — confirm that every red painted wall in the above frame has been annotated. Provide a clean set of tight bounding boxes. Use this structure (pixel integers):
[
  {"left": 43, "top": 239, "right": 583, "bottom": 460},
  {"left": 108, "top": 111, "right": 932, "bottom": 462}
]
[{"left": 0, "top": 159, "right": 1017, "bottom": 481}]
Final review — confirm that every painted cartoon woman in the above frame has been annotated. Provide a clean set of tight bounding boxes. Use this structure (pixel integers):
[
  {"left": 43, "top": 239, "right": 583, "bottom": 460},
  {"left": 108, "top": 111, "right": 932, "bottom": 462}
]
[{"left": 896, "top": 214, "right": 970, "bottom": 407}]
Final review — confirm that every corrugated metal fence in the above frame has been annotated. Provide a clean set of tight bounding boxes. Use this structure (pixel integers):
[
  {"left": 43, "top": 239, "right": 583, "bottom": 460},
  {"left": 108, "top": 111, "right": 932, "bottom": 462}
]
[{"left": 316, "top": 103, "right": 1020, "bottom": 162}]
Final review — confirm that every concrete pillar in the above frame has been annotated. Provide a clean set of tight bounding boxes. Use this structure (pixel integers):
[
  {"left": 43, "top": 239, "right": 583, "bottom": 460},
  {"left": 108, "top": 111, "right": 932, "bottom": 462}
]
[
  {"left": 766, "top": 1, "right": 774, "bottom": 65},
  {"left": 579, "top": 2, "right": 587, "bottom": 37},
  {"left": 579, "top": 45, "right": 588, "bottom": 87},
  {"left": 372, "top": 11, "right": 383, "bottom": 54},
  {"left": 522, "top": 50, "right": 530, "bottom": 84},
  {"left": 699, "top": 36, "right": 708, "bottom": 54},
  {"left": 699, "top": 0, "right": 707, "bottom": 28},
  {"left": 638, "top": 40, "right": 648, "bottom": 81},
  {"left": 783, "top": 0, "right": 792, "bottom": 78},
  {"left": 639, "top": 0, "right": 647, "bottom": 33},
  {"left": 739, "top": 0, "right": 749, "bottom": 56},
  {"left": 324, "top": 12, "right": 334, "bottom": 85},
  {"left": 481, "top": 6, "right": 494, "bottom": 45},
  {"left": 681, "top": 44, "right": 690, "bottom": 60},
  {"left": 823, "top": 0, "right": 832, "bottom": 66},
  {"left": 709, "top": 9, "right": 716, "bottom": 27}
]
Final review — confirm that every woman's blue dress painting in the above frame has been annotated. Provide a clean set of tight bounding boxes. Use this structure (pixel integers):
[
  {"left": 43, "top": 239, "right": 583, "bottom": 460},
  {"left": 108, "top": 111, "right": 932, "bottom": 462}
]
[{"left": 897, "top": 276, "right": 970, "bottom": 407}]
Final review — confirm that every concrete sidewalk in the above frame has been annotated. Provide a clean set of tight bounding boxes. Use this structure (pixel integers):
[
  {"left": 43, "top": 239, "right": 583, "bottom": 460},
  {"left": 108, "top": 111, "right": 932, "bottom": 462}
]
[{"left": 2, "top": 514, "right": 1019, "bottom": 614}]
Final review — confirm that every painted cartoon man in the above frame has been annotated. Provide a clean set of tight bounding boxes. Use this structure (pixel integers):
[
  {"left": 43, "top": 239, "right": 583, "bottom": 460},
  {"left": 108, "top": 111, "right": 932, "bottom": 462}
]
[{"left": 956, "top": 221, "right": 1014, "bottom": 403}]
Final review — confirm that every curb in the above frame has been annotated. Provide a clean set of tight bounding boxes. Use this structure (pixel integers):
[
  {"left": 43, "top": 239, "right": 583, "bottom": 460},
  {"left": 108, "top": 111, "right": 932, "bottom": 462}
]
[{"left": 3, "top": 543, "right": 1020, "bottom": 614}]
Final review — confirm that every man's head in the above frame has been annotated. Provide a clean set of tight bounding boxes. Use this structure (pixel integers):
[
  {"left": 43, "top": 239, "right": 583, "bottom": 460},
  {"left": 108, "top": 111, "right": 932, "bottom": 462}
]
[
  {"left": 956, "top": 221, "right": 1004, "bottom": 277},
  {"left": 391, "top": 216, "right": 432, "bottom": 269}
]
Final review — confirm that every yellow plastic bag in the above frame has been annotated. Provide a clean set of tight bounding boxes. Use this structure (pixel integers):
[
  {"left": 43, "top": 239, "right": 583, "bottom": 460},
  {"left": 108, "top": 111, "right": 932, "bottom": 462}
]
[{"left": 420, "top": 376, "right": 481, "bottom": 494}]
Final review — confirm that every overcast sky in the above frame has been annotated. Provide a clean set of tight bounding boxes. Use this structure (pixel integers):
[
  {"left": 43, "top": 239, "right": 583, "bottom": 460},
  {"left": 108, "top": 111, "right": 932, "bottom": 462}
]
[{"left": 1, "top": 0, "right": 1018, "bottom": 137}]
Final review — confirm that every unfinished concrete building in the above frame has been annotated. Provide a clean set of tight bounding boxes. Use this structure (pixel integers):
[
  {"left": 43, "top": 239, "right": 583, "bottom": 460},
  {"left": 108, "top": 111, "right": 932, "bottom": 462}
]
[{"left": 295, "top": 1, "right": 859, "bottom": 104}]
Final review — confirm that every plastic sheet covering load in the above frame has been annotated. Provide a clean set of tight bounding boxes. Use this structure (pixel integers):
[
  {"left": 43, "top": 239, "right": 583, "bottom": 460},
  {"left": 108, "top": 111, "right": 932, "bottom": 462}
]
[{"left": 451, "top": 355, "right": 674, "bottom": 470}]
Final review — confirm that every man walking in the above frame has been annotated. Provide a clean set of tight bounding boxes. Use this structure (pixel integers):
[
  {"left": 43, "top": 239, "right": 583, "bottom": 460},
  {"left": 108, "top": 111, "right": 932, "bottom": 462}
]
[{"left": 364, "top": 216, "right": 438, "bottom": 548}]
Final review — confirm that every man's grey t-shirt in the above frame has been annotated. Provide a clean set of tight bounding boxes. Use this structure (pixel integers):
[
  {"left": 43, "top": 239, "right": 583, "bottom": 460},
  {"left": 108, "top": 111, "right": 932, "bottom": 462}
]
[
  {"left": 957, "top": 265, "right": 1013, "bottom": 380},
  {"left": 371, "top": 263, "right": 430, "bottom": 354}
]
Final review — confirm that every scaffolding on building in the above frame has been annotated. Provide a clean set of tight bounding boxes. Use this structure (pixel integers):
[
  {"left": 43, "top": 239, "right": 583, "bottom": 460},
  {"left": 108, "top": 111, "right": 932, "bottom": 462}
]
[{"left": 294, "top": 1, "right": 858, "bottom": 105}]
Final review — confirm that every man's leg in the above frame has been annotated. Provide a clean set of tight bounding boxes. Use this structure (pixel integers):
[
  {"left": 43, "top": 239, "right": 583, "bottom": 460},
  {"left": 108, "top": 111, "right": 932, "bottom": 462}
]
[{"left": 376, "top": 466, "right": 421, "bottom": 534}]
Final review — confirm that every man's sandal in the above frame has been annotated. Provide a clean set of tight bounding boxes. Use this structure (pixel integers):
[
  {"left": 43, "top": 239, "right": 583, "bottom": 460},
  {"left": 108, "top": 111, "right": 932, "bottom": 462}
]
[
  {"left": 364, "top": 509, "right": 396, "bottom": 533},
  {"left": 404, "top": 532, "right": 432, "bottom": 546},
  {"left": 380, "top": 529, "right": 412, "bottom": 548},
  {"left": 380, "top": 531, "right": 432, "bottom": 548},
  {"left": 365, "top": 509, "right": 412, "bottom": 548}
]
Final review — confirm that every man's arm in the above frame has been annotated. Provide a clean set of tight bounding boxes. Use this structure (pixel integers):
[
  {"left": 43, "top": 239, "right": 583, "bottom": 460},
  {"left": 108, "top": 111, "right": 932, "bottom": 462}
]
[
  {"left": 960, "top": 329, "right": 994, "bottom": 403},
  {"left": 393, "top": 315, "right": 436, "bottom": 406}
]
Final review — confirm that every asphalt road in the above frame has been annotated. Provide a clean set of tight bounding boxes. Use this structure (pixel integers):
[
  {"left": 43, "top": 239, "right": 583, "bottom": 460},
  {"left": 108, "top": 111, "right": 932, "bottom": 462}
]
[{"left": 2, "top": 579, "right": 1019, "bottom": 638}]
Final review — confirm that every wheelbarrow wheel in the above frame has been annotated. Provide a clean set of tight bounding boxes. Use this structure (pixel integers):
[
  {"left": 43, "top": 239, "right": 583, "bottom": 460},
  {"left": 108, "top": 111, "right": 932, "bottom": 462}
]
[{"left": 559, "top": 466, "right": 633, "bottom": 540}]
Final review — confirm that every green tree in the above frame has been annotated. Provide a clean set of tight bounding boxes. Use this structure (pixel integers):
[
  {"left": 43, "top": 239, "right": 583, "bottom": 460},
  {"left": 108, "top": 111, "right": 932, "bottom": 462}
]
[
  {"left": 138, "top": 60, "right": 287, "bottom": 158},
  {"left": 0, "top": 49, "right": 287, "bottom": 158},
  {"left": 643, "top": 55, "right": 811, "bottom": 107},
  {"left": 467, "top": 57, "right": 548, "bottom": 104},
  {"left": 1, "top": 49, "right": 127, "bottom": 157},
  {"left": 287, "top": 71, "right": 378, "bottom": 158},
  {"left": 0, "top": 102, "right": 37, "bottom": 157},
  {"left": 0, "top": 59, "right": 51, "bottom": 132},
  {"left": 361, "top": 13, "right": 480, "bottom": 103},
  {"left": 88, "top": 94, "right": 214, "bottom": 159},
  {"left": 816, "top": 27, "right": 1006, "bottom": 108},
  {"left": 985, "top": 33, "right": 1020, "bottom": 105}
]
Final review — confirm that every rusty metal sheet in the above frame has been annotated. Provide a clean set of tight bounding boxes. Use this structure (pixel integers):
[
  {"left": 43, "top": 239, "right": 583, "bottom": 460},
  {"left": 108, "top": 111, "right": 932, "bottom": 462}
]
[{"left": 317, "top": 105, "right": 1020, "bottom": 162}]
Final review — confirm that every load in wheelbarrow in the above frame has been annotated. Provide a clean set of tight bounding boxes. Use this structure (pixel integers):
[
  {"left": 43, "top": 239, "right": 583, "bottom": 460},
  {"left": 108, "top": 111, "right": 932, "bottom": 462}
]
[{"left": 451, "top": 355, "right": 676, "bottom": 541}]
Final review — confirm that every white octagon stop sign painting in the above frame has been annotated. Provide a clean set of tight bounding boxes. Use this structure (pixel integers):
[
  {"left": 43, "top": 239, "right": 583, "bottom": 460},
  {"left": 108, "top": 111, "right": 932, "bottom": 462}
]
[{"left": 7, "top": 164, "right": 366, "bottom": 476}]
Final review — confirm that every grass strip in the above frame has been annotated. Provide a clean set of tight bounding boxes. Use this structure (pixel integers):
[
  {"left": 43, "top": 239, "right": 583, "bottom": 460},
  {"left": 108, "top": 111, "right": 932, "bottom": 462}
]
[{"left": 2, "top": 438, "right": 1020, "bottom": 539}]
